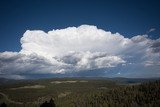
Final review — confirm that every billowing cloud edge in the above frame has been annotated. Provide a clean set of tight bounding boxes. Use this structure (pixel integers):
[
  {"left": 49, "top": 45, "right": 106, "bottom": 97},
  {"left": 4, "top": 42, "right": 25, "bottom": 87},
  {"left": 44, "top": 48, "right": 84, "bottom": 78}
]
[{"left": 0, "top": 25, "right": 160, "bottom": 79}]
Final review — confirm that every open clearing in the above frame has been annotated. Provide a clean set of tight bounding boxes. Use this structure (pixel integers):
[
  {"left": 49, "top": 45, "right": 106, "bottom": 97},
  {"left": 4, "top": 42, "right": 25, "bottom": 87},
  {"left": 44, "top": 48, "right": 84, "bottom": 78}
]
[
  {"left": 10, "top": 85, "right": 45, "bottom": 90},
  {"left": 58, "top": 92, "right": 71, "bottom": 98},
  {"left": 50, "top": 80, "right": 88, "bottom": 84}
]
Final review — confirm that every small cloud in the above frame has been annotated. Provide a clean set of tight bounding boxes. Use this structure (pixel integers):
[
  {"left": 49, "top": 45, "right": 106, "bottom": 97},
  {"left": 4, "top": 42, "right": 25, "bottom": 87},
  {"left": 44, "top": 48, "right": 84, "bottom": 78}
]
[
  {"left": 122, "top": 63, "right": 126, "bottom": 66},
  {"left": 149, "top": 28, "right": 156, "bottom": 32},
  {"left": 147, "top": 28, "right": 156, "bottom": 34},
  {"left": 144, "top": 61, "right": 160, "bottom": 66},
  {"left": 117, "top": 72, "right": 121, "bottom": 75}
]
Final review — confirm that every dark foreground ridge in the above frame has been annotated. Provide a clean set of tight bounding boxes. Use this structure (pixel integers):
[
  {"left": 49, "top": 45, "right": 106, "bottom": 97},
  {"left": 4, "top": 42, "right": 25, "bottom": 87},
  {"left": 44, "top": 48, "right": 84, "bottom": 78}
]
[
  {"left": 0, "top": 103, "right": 7, "bottom": 107},
  {"left": 40, "top": 98, "right": 56, "bottom": 107}
]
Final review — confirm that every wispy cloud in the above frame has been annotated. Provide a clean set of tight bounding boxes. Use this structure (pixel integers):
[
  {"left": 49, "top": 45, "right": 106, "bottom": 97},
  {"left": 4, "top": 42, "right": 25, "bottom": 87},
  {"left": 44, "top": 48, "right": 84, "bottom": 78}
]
[{"left": 147, "top": 28, "right": 156, "bottom": 34}]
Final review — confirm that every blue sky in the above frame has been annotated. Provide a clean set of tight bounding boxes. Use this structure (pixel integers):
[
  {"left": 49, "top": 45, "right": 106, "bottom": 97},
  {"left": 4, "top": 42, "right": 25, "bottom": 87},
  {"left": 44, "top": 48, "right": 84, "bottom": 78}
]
[
  {"left": 0, "top": 0, "right": 160, "bottom": 79},
  {"left": 0, "top": 0, "right": 160, "bottom": 51}
]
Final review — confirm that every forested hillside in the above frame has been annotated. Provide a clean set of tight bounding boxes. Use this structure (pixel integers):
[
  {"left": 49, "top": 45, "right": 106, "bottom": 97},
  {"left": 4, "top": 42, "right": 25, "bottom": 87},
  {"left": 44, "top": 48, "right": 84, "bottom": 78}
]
[
  {"left": 64, "top": 80, "right": 160, "bottom": 107},
  {"left": 0, "top": 78, "right": 159, "bottom": 107}
]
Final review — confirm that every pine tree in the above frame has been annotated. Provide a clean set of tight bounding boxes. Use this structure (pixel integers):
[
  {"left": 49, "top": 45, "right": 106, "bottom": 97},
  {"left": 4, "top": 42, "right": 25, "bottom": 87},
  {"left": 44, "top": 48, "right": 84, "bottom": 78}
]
[
  {"left": 50, "top": 98, "right": 56, "bottom": 107},
  {"left": 0, "top": 103, "right": 7, "bottom": 107}
]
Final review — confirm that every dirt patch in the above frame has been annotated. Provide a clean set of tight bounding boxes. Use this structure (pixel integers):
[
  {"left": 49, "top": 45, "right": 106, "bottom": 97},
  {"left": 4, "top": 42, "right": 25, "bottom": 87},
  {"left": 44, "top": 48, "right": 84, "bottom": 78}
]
[
  {"left": 51, "top": 81, "right": 77, "bottom": 84},
  {"left": 98, "top": 87, "right": 108, "bottom": 90},
  {"left": 58, "top": 92, "right": 71, "bottom": 98},
  {"left": 10, "top": 85, "right": 45, "bottom": 90},
  {"left": 51, "top": 80, "right": 88, "bottom": 84},
  {"left": 79, "top": 80, "right": 88, "bottom": 83}
]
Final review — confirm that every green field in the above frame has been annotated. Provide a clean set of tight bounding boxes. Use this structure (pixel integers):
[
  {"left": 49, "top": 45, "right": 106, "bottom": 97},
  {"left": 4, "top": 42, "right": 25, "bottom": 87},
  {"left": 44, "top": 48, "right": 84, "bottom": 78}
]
[{"left": 0, "top": 78, "right": 160, "bottom": 107}]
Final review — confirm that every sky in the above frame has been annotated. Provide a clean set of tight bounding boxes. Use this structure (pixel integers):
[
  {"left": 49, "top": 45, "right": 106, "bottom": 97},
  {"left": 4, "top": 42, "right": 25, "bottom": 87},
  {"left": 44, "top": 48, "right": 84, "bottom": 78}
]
[{"left": 0, "top": 0, "right": 160, "bottom": 79}]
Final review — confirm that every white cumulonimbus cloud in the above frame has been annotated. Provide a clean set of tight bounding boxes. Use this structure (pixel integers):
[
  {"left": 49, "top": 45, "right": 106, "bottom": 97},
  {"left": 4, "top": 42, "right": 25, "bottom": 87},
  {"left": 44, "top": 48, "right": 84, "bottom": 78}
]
[{"left": 0, "top": 25, "right": 160, "bottom": 79}]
